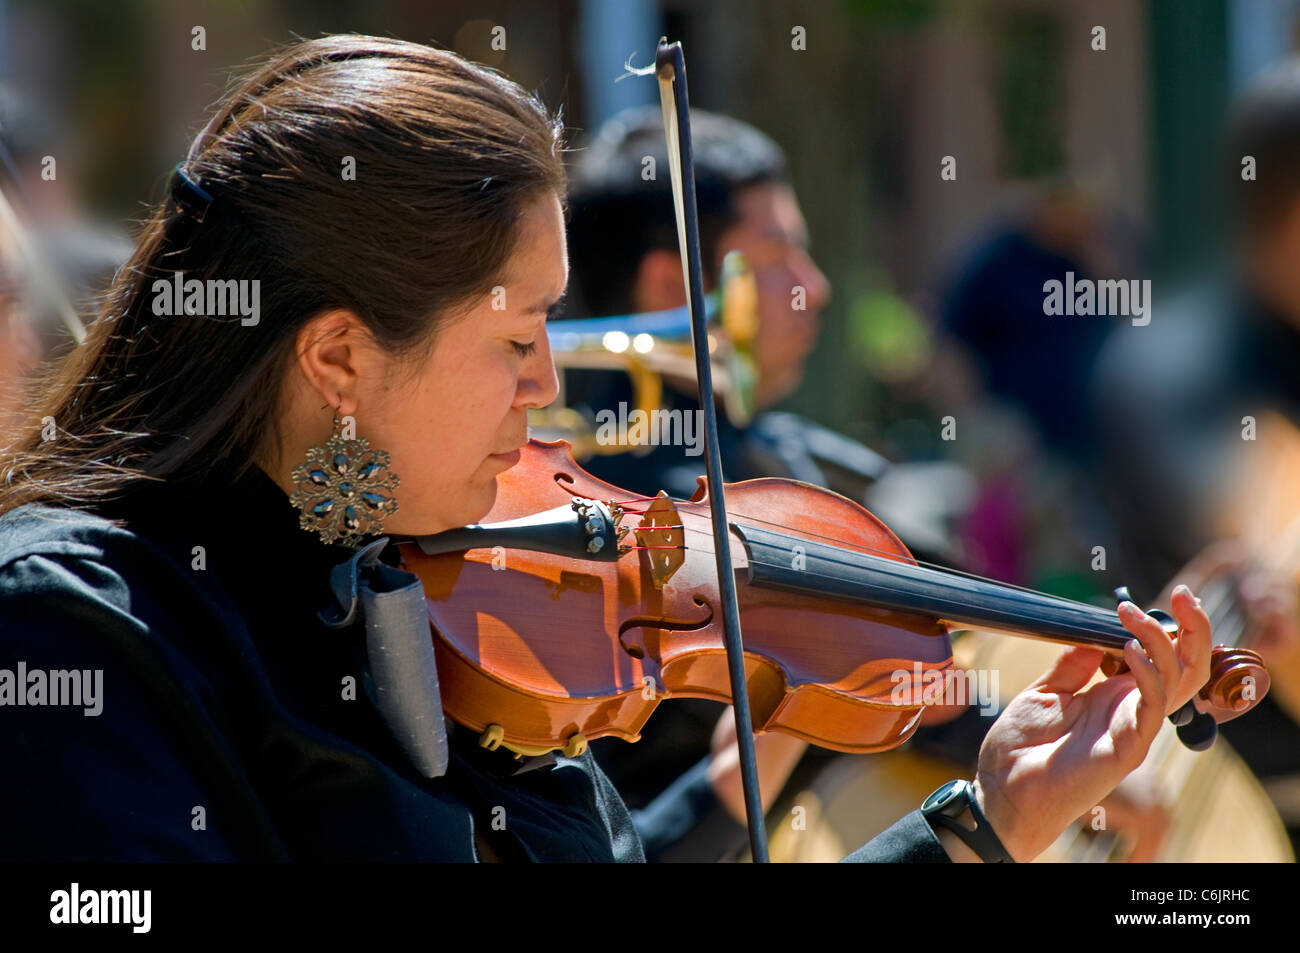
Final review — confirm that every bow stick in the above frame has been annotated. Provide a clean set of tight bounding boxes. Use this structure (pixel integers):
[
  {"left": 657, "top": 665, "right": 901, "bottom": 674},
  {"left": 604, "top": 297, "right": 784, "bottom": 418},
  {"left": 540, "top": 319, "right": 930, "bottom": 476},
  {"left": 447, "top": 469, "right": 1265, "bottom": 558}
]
[{"left": 649, "top": 38, "right": 770, "bottom": 862}]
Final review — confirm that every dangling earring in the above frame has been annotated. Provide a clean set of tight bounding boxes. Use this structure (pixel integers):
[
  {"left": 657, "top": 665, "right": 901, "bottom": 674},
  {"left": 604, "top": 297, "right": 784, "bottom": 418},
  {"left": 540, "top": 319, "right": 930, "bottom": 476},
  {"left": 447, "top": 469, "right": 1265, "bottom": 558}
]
[{"left": 289, "top": 412, "right": 401, "bottom": 547}]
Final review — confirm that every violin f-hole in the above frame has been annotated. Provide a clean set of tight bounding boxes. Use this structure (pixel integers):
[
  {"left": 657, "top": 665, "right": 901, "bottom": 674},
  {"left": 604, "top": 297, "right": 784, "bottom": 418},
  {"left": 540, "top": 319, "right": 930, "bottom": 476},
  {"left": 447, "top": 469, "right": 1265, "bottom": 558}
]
[{"left": 618, "top": 595, "right": 715, "bottom": 659}]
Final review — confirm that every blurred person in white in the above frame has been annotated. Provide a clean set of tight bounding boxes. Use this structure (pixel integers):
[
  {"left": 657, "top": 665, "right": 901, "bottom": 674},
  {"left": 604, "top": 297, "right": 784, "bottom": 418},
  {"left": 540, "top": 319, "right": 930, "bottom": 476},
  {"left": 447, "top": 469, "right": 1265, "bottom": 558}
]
[
  {"left": 0, "top": 255, "right": 43, "bottom": 440},
  {"left": 0, "top": 84, "right": 130, "bottom": 443}
]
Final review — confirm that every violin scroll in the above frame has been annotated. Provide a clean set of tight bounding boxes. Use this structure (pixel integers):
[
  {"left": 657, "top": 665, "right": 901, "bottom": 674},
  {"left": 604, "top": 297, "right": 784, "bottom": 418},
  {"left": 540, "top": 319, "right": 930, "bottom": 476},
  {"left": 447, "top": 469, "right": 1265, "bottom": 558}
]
[{"left": 1201, "top": 646, "right": 1270, "bottom": 719}]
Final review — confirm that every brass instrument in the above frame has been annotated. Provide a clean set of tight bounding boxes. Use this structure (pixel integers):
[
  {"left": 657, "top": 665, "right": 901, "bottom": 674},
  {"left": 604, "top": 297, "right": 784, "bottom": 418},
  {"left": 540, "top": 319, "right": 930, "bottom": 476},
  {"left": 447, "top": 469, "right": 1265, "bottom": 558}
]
[{"left": 530, "top": 250, "right": 758, "bottom": 457}]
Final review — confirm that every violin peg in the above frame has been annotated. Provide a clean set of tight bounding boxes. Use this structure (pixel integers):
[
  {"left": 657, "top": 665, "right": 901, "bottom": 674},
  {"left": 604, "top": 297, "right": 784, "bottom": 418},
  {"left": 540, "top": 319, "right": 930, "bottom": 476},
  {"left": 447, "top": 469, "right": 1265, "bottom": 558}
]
[
  {"left": 1176, "top": 711, "right": 1218, "bottom": 751},
  {"left": 1168, "top": 700, "right": 1195, "bottom": 727}
]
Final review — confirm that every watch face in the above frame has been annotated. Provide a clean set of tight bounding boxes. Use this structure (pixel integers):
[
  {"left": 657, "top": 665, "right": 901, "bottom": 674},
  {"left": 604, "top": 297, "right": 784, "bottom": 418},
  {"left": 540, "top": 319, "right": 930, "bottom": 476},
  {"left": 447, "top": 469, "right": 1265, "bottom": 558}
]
[{"left": 923, "top": 780, "right": 962, "bottom": 812}]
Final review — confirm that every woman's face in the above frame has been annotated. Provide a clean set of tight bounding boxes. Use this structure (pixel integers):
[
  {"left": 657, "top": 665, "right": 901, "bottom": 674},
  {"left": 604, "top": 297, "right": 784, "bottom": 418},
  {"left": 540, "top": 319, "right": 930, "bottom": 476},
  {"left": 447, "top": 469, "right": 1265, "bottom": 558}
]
[{"left": 289, "top": 191, "right": 566, "bottom": 536}]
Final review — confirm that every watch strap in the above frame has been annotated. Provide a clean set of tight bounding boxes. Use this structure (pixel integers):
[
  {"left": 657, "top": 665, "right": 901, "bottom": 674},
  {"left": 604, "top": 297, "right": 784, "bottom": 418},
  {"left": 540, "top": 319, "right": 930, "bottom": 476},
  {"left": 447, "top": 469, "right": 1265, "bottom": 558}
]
[{"left": 923, "top": 780, "right": 1016, "bottom": 863}]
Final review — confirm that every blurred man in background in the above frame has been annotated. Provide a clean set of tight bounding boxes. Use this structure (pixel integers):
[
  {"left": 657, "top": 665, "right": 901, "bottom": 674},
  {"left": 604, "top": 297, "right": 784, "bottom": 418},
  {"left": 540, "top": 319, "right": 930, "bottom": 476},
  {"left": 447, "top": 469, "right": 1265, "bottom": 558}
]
[
  {"left": 1091, "top": 58, "right": 1300, "bottom": 852},
  {"left": 563, "top": 107, "right": 848, "bottom": 495},
  {"left": 940, "top": 180, "right": 1141, "bottom": 466},
  {"left": 1091, "top": 58, "right": 1300, "bottom": 635},
  {"left": 928, "top": 177, "right": 1149, "bottom": 595}
]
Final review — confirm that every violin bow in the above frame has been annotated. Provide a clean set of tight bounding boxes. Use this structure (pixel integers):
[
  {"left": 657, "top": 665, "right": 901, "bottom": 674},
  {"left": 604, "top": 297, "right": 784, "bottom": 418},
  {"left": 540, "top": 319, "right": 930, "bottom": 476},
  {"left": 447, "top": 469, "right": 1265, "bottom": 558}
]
[{"left": 649, "top": 38, "right": 770, "bottom": 862}]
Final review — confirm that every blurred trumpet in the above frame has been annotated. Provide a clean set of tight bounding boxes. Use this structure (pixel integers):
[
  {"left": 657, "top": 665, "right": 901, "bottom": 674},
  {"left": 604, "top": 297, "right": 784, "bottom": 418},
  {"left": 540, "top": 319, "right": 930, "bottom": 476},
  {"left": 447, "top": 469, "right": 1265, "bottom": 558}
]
[{"left": 530, "top": 250, "right": 759, "bottom": 457}]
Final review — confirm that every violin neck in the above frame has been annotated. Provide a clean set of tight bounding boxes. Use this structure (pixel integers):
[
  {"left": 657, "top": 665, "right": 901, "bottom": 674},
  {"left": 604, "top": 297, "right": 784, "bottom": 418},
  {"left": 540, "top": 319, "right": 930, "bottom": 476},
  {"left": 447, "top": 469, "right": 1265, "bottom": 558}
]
[{"left": 733, "top": 523, "right": 1134, "bottom": 652}]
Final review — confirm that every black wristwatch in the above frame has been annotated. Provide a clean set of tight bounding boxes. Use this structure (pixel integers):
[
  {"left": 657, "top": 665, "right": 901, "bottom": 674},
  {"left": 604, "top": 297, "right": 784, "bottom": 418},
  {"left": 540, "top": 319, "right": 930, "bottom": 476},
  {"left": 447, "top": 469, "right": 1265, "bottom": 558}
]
[{"left": 920, "top": 779, "right": 1016, "bottom": 863}]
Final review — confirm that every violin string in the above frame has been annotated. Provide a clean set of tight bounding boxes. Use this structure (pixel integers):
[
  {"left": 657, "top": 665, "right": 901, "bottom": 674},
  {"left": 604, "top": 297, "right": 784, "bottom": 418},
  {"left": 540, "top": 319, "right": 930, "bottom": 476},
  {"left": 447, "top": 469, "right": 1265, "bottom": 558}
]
[
  {"left": 596, "top": 483, "right": 1225, "bottom": 640},
  {"left": 622, "top": 519, "right": 1134, "bottom": 642},
  {"left": 613, "top": 494, "right": 948, "bottom": 571},
  {"left": 630, "top": 504, "right": 1132, "bottom": 615},
  {"left": 596, "top": 459, "right": 1300, "bottom": 636},
  {"left": 738, "top": 553, "right": 1134, "bottom": 646}
]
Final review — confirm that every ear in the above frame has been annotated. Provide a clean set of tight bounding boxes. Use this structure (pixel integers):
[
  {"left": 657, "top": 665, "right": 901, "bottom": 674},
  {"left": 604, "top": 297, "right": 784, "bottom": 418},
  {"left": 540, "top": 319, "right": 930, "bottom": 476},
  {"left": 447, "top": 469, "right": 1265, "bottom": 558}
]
[
  {"left": 293, "top": 309, "right": 375, "bottom": 417},
  {"left": 632, "top": 248, "right": 689, "bottom": 313}
]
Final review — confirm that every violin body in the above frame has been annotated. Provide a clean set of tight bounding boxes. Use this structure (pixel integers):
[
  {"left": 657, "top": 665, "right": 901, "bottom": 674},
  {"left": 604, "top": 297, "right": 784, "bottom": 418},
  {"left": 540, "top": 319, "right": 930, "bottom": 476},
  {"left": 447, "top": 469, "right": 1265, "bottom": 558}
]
[{"left": 398, "top": 439, "right": 952, "bottom": 758}]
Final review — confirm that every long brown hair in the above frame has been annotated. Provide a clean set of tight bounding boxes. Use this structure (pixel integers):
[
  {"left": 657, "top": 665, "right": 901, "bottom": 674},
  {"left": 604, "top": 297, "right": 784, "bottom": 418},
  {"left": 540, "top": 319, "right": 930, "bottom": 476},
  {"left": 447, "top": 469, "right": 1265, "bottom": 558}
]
[{"left": 0, "top": 34, "right": 566, "bottom": 515}]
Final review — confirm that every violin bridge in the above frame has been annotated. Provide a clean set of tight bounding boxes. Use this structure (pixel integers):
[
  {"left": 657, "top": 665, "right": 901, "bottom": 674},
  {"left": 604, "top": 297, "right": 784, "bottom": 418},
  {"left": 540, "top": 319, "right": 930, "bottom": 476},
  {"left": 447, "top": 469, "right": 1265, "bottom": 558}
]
[{"left": 635, "top": 491, "right": 685, "bottom": 590}]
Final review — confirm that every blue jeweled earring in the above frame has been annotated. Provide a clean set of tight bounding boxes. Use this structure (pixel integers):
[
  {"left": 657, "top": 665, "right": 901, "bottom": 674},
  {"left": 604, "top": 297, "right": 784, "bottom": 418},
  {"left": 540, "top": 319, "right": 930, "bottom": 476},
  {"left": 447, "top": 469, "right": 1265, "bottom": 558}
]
[{"left": 289, "top": 413, "right": 400, "bottom": 547}]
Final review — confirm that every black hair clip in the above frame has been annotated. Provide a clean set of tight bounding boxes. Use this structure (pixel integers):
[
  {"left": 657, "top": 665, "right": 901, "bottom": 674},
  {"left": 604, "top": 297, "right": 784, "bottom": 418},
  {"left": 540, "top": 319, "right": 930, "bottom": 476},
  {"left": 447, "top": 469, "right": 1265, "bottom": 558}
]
[{"left": 168, "top": 163, "right": 214, "bottom": 224}]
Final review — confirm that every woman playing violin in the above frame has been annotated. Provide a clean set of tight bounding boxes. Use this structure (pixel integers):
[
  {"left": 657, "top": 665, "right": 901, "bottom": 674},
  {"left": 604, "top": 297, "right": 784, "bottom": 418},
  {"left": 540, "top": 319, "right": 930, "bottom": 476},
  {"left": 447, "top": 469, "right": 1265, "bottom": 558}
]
[{"left": 0, "top": 35, "right": 1213, "bottom": 862}]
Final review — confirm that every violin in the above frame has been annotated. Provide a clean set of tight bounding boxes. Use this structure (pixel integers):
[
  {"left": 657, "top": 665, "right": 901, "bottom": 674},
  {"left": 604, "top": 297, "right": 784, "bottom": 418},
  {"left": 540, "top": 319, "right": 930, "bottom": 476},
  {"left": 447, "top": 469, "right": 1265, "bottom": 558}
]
[{"left": 398, "top": 438, "right": 1270, "bottom": 760}]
